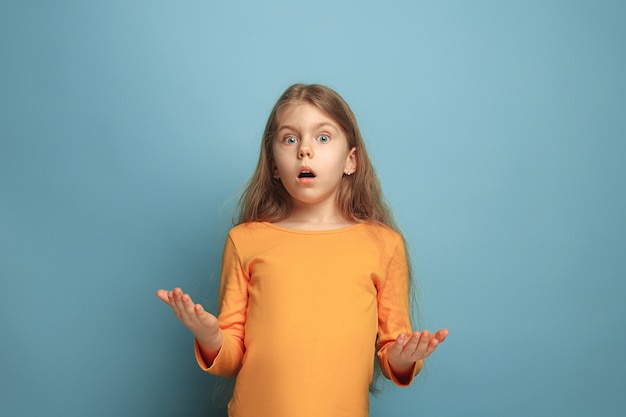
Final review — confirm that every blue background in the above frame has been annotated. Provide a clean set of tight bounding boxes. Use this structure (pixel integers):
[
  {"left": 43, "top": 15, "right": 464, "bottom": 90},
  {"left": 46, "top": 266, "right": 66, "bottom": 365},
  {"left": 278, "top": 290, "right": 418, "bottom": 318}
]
[{"left": 2, "top": 1, "right": 625, "bottom": 416}]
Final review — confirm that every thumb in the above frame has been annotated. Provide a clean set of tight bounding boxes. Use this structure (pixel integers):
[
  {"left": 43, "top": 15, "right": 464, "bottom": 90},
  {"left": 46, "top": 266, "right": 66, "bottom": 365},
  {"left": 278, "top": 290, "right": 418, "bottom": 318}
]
[{"left": 194, "top": 304, "right": 220, "bottom": 329}]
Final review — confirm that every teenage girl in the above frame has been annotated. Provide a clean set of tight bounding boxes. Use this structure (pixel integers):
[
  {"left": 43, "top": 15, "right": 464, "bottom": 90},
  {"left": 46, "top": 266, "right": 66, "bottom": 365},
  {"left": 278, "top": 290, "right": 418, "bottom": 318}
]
[{"left": 157, "top": 84, "right": 448, "bottom": 417}]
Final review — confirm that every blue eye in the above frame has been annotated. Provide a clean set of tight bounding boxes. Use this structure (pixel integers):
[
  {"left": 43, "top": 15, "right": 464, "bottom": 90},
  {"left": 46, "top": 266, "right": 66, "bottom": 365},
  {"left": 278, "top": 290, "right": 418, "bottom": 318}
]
[
  {"left": 284, "top": 136, "right": 298, "bottom": 144},
  {"left": 317, "top": 134, "right": 330, "bottom": 143}
]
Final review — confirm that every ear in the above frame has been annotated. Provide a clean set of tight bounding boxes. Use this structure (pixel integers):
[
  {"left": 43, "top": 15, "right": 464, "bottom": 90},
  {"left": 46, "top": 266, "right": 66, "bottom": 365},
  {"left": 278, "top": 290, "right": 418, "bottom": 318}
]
[
  {"left": 271, "top": 162, "right": 280, "bottom": 179},
  {"left": 344, "top": 147, "right": 357, "bottom": 175}
]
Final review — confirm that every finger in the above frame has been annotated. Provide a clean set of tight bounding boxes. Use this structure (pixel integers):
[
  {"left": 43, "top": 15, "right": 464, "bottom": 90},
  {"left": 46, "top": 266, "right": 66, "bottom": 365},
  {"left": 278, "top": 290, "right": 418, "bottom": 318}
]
[
  {"left": 415, "top": 330, "right": 432, "bottom": 354},
  {"left": 156, "top": 289, "right": 171, "bottom": 305},
  {"left": 396, "top": 331, "right": 420, "bottom": 358},
  {"left": 177, "top": 291, "right": 206, "bottom": 327},
  {"left": 170, "top": 289, "right": 190, "bottom": 319},
  {"left": 421, "top": 336, "right": 444, "bottom": 359},
  {"left": 194, "top": 302, "right": 211, "bottom": 318},
  {"left": 181, "top": 293, "right": 198, "bottom": 318},
  {"left": 390, "top": 333, "right": 408, "bottom": 356},
  {"left": 400, "top": 330, "right": 432, "bottom": 359},
  {"left": 194, "top": 302, "right": 205, "bottom": 317},
  {"left": 171, "top": 287, "right": 189, "bottom": 307},
  {"left": 434, "top": 328, "right": 449, "bottom": 342},
  {"left": 194, "top": 304, "right": 219, "bottom": 329}
]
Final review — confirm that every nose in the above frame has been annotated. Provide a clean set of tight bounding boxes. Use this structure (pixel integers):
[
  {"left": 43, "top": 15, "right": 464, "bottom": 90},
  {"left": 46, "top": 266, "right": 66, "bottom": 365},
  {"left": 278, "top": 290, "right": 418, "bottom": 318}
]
[{"left": 298, "top": 140, "right": 313, "bottom": 159}]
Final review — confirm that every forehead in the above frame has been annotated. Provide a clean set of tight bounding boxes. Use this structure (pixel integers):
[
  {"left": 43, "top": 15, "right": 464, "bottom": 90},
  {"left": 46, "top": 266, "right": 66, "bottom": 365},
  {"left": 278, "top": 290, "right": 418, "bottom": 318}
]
[{"left": 277, "top": 102, "right": 341, "bottom": 131}]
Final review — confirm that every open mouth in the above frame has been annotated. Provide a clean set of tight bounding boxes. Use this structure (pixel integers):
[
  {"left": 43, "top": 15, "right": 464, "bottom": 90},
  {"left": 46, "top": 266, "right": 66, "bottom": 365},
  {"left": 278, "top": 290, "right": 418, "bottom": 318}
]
[{"left": 298, "top": 168, "right": 316, "bottom": 178}]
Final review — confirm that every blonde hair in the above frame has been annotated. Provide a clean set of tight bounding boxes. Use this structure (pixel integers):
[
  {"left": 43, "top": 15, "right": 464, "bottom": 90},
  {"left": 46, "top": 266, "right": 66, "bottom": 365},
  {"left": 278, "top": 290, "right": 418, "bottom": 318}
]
[{"left": 235, "top": 83, "right": 418, "bottom": 392}]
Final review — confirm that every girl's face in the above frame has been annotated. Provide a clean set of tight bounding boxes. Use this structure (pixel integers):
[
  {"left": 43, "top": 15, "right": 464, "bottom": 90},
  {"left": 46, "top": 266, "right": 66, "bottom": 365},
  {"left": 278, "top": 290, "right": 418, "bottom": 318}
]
[{"left": 272, "top": 102, "right": 356, "bottom": 210}]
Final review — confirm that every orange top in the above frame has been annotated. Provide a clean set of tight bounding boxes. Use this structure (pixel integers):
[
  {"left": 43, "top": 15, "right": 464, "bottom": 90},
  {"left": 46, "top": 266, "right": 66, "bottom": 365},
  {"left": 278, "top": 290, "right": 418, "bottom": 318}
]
[{"left": 195, "top": 222, "right": 421, "bottom": 417}]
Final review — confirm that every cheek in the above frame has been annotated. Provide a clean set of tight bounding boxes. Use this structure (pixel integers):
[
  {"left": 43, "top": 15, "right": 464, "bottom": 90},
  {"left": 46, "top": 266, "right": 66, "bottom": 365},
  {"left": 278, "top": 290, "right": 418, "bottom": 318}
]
[{"left": 272, "top": 151, "right": 292, "bottom": 175}]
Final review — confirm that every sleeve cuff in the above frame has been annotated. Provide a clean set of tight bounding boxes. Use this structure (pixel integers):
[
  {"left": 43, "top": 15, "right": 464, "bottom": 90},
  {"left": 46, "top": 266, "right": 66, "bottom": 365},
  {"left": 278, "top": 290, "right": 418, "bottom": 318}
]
[
  {"left": 194, "top": 336, "right": 243, "bottom": 377},
  {"left": 194, "top": 338, "right": 214, "bottom": 371},
  {"left": 378, "top": 343, "right": 424, "bottom": 387}
]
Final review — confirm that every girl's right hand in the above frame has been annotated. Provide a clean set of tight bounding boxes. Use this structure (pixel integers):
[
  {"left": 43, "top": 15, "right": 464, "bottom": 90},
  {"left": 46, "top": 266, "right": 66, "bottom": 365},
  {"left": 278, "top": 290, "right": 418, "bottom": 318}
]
[{"left": 156, "top": 288, "right": 223, "bottom": 361}]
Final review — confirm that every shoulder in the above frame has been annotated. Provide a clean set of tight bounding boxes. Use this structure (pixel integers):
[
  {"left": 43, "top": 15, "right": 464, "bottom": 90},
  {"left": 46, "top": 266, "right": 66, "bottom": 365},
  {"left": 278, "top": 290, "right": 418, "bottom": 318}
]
[
  {"left": 345, "top": 223, "right": 406, "bottom": 260},
  {"left": 227, "top": 222, "right": 268, "bottom": 239},
  {"left": 356, "top": 222, "right": 404, "bottom": 244},
  {"left": 223, "top": 223, "right": 273, "bottom": 257}
]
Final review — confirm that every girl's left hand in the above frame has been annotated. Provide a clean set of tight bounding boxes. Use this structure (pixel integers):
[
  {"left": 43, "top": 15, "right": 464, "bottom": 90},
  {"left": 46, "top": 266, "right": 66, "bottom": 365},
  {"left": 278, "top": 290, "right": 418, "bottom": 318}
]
[{"left": 387, "top": 328, "right": 449, "bottom": 376}]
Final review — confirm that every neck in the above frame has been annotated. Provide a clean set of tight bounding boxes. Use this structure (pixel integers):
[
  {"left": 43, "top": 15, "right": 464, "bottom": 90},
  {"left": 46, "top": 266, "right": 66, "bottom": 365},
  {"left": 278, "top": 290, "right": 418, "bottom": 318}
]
[{"left": 276, "top": 201, "right": 354, "bottom": 231}]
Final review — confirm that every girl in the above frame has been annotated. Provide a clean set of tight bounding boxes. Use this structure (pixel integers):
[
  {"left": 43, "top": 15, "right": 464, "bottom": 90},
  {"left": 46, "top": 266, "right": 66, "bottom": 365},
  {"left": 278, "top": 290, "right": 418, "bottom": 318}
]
[{"left": 157, "top": 84, "right": 448, "bottom": 417}]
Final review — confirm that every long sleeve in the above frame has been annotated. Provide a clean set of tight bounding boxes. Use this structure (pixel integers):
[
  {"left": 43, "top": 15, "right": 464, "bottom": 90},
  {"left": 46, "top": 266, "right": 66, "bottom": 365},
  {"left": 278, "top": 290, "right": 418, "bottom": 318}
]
[
  {"left": 375, "top": 235, "right": 423, "bottom": 386},
  {"left": 195, "top": 234, "right": 249, "bottom": 377},
  {"left": 192, "top": 222, "right": 421, "bottom": 416}
]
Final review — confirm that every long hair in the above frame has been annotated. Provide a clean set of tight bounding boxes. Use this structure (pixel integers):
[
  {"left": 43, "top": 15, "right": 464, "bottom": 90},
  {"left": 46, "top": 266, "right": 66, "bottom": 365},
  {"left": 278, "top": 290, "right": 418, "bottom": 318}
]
[
  {"left": 235, "top": 83, "right": 419, "bottom": 393},
  {"left": 237, "top": 83, "right": 397, "bottom": 229}
]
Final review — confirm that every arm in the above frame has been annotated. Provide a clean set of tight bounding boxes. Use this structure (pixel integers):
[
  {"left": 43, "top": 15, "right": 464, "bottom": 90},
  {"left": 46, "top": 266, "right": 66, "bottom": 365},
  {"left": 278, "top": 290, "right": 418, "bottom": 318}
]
[
  {"left": 156, "top": 233, "right": 249, "bottom": 376},
  {"left": 376, "top": 234, "right": 448, "bottom": 385}
]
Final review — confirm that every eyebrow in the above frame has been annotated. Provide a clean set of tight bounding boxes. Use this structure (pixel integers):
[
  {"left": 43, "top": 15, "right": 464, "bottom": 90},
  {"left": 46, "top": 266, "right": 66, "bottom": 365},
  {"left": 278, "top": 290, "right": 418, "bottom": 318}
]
[{"left": 277, "top": 122, "right": 338, "bottom": 133}]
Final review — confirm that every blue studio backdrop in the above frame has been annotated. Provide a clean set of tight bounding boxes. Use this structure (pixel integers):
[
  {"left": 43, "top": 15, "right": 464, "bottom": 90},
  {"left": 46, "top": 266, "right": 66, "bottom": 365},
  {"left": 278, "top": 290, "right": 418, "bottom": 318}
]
[{"left": 1, "top": 1, "right": 625, "bottom": 416}]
